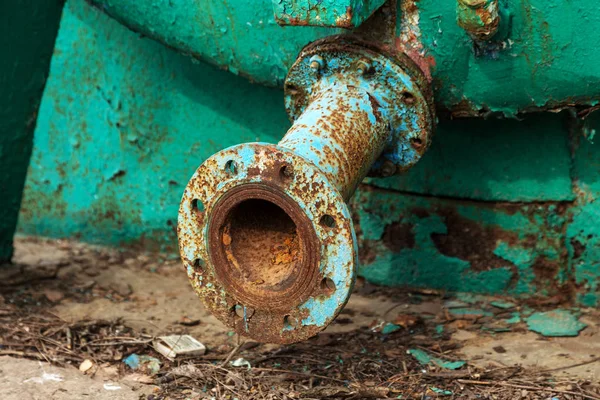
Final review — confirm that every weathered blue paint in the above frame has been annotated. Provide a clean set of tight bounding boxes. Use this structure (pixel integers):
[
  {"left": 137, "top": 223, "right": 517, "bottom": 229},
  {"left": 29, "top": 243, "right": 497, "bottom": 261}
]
[
  {"left": 19, "top": 0, "right": 290, "bottom": 249},
  {"left": 280, "top": 83, "right": 387, "bottom": 199},
  {"left": 284, "top": 36, "right": 435, "bottom": 176},
  {"left": 272, "top": 0, "right": 386, "bottom": 28},
  {"left": 176, "top": 36, "right": 434, "bottom": 342},
  {"left": 179, "top": 143, "right": 357, "bottom": 343}
]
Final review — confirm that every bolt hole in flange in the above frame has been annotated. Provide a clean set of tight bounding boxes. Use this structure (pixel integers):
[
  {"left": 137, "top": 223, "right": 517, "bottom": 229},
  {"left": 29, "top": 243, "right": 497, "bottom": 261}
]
[
  {"left": 402, "top": 91, "right": 415, "bottom": 104},
  {"left": 225, "top": 160, "right": 238, "bottom": 175},
  {"left": 279, "top": 164, "right": 294, "bottom": 181},
  {"left": 191, "top": 198, "right": 205, "bottom": 213},
  {"left": 192, "top": 258, "right": 204, "bottom": 272},
  {"left": 320, "top": 277, "right": 336, "bottom": 294},
  {"left": 319, "top": 214, "right": 336, "bottom": 228},
  {"left": 410, "top": 137, "right": 424, "bottom": 149},
  {"left": 283, "top": 315, "right": 299, "bottom": 330}
]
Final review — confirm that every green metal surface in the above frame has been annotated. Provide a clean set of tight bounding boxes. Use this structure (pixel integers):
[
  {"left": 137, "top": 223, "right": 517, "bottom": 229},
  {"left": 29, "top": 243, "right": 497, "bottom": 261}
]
[
  {"left": 0, "top": 0, "right": 64, "bottom": 263},
  {"left": 88, "top": 0, "right": 600, "bottom": 116},
  {"left": 17, "top": 0, "right": 600, "bottom": 306},
  {"left": 352, "top": 185, "right": 568, "bottom": 298},
  {"left": 567, "top": 112, "right": 600, "bottom": 307},
  {"left": 456, "top": 0, "right": 500, "bottom": 41},
  {"left": 19, "top": 0, "right": 289, "bottom": 249},
  {"left": 88, "top": 0, "right": 339, "bottom": 86},
  {"left": 272, "top": 0, "right": 386, "bottom": 28}
]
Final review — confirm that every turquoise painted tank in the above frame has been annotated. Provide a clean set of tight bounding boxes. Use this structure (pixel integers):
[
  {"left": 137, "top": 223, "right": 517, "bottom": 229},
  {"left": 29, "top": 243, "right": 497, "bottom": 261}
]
[{"left": 3, "top": 0, "right": 600, "bottom": 340}]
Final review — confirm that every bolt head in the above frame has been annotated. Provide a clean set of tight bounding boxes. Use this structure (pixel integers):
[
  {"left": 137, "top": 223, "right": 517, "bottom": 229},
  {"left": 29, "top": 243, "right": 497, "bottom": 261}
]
[
  {"left": 381, "top": 160, "right": 396, "bottom": 177},
  {"left": 355, "top": 59, "right": 372, "bottom": 76},
  {"left": 309, "top": 55, "right": 324, "bottom": 72},
  {"left": 459, "top": 0, "right": 488, "bottom": 8}
]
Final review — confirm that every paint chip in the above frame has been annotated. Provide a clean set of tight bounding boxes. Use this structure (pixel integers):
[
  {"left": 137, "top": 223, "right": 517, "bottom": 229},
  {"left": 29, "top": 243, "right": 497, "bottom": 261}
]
[
  {"left": 408, "top": 348, "right": 466, "bottom": 370},
  {"left": 526, "top": 309, "right": 587, "bottom": 337}
]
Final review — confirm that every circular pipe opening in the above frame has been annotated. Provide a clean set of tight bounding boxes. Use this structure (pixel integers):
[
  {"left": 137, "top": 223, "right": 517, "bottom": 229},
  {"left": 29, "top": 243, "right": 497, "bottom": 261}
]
[
  {"left": 226, "top": 199, "right": 300, "bottom": 288},
  {"left": 208, "top": 184, "right": 321, "bottom": 310}
]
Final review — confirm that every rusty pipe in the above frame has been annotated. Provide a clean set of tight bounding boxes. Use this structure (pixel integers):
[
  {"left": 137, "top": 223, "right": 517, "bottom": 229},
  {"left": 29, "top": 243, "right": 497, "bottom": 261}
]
[{"left": 178, "top": 36, "right": 435, "bottom": 344}]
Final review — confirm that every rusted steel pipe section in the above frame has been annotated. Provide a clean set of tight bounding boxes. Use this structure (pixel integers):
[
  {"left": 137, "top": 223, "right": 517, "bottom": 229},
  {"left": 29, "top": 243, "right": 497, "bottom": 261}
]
[{"left": 178, "top": 36, "right": 435, "bottom": 344}]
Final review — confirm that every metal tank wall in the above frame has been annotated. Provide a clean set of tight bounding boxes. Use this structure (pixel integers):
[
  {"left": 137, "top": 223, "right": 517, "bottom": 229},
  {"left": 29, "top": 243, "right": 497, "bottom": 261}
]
[
  {"left": 17, "top": 0, "right": 600, "bottom": 306},
  {"left": 0, "top": 0, "right": 64, "bottom": 263}
]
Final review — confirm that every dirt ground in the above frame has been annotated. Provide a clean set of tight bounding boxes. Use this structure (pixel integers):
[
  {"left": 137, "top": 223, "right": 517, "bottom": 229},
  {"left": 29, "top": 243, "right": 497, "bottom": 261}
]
[{"left": 1, "top": 237, "right": 599, "bottom": 399}]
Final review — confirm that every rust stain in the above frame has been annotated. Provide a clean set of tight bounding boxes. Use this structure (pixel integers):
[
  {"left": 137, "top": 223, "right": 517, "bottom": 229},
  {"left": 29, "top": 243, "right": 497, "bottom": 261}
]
[
  {"left": 431, "top": 208, "right": 518, "bottom": 272},
  {"left": 382, "top": 222, "right": 415, "bottom": 252}
]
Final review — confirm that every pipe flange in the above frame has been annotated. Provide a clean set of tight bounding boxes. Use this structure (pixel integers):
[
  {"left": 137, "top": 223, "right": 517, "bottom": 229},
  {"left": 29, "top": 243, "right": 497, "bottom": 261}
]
[
  {"left": 284, "top": 35, "right": 435, "bottom": 175},
  {"left": 178, "top": 143, "right": 357, "bottom": 344}
]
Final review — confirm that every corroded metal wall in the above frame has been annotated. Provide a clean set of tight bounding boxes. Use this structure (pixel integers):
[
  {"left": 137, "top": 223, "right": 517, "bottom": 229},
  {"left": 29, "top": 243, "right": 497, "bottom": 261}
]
[
  {"left": 19, "top": 0, "right": 600, "bottom": 306},
  {"left": 90, "top": 0, "right": 600, "bottom": 116}
]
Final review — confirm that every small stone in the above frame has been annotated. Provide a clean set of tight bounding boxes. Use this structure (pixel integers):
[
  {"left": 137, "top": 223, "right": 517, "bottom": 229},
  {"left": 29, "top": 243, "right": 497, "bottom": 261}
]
[
  {"left": 44, "top": 289, "right": 64, "bottom": 303},
  {"left": 109, "top": 281, "right": 133, "bottom": 297},
  {"left": 79, "top": 359, "right": 94, "bottom": 373}
]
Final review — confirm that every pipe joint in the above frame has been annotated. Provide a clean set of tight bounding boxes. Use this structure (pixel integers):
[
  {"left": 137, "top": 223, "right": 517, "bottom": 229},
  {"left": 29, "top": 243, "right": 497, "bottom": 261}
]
[{"left": 178, "top": 36, "right": 435, "bottom": 343}]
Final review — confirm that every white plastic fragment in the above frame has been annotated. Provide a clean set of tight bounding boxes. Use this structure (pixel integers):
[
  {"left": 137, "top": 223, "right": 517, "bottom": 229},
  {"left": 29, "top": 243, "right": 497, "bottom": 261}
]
[
  {"left": 24, "top": 372, "right": 64, "bottom": 384},
  {"left": 152, "top": 335, "right": 206, "bottom": 361},
  {"left": 103, "top": 383, "right": 122, "bottom": 391},
  {"left": 230, "top": 357, "right": 251, "bottom": 370}
]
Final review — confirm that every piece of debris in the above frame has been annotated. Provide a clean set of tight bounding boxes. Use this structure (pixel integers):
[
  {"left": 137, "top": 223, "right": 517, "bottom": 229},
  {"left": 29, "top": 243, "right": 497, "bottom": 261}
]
[
  {"left": 108, "top": 281, "right": 133, "bottom": 297},
  {"left": 505, "top": 312, "right": 521, "bottom": 324},
  {"left": 103, "top": 383, "right": 121, "bottom": 391},
  {"left": 448, "top": 308, "right": 493, "bottom": 319},
  {"left": 408, "top": 349, "right": 466, "bottom": 370},
  {"left": 382, "top": 323, "right": 401, "bottom": 334},
  {"left": 393, "top": 314, "right": 420, "bottom": 328},
  {"left": 493, "top": 346, "right": 507, "bottom": 354},
  {"left": 123, "top": 354, "right": 161, "bottom": 375},
  {"left": 79, "top": 359, "right": 94, "bottom": 373},
  {"left": 430, "top": 387, "right": 453, "bottom": 396},
  {"left": 43, "top": 289, "right": 64, "bottom": 303},
  {"left": 153, "top": 335, "right": 206, "bottom": 361},
  {"left": 230, "top": 357, "right": 251, "bottom": 369},
  {"left": 490, "top": 300, "right": 516, "bottom": 309},
  {"left": 170, "top": 364, "right": 205, "bottom": 379},
  {"left": 122, "top": 373, "right": 155, "bottom": 385},
  {"left": 443, "top": 300, "right": 469, "bottom": 309},
  {"left": 24, "top": 372, "right": 64, "bottom": 384},
  {"left": 178, "top": 316, "right": 201, "bottom": 326},
  {"left": 526, "top": 309, "right": 587, "bottom": 337}
]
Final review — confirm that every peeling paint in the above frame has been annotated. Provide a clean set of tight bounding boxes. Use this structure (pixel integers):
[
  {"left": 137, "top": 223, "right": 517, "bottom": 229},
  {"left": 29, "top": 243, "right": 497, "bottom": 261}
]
[
  {"left": 86, "top": 0, "right": 600, "bottom": 115},
  {"left": 272, "top": 0, "right": 386, "bottom": 28},
  {"left": 526, "top": 309, "right": 587, "bottom": 337}
]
